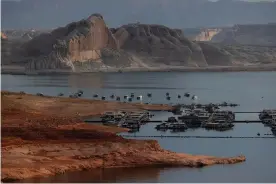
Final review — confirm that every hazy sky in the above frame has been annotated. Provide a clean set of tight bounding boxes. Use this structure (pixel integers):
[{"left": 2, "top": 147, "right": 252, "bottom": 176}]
[{"left": 2, "top": 0, "right": 276, "bottom": 29}]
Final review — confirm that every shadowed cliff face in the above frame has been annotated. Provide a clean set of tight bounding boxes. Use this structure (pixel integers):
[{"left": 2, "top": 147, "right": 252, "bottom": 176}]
[
  {"left": 113, "top": 24, "right": 208, "bottom": 67},
  {"left": 198, "top": 42, "right": 233, "bottom": 66}
]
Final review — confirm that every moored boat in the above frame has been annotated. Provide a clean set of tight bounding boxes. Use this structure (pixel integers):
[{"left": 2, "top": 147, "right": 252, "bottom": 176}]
[
  {"left": 202, "top": 119, "right": 234, "bottom": 130},
  {"left": 121, "top": 121, "right": 140, "bottom": 129},
  {"left": 168, "top": 122, "right": 188, "bottom": 130}
]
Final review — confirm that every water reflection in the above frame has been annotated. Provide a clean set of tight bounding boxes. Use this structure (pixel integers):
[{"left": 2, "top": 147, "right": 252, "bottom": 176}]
[
  {"left": 21, "top": 167, "right": 164, "bottom": 183},
  {"left": 67, "top": 73, "right": 105, "bottom": 89}
]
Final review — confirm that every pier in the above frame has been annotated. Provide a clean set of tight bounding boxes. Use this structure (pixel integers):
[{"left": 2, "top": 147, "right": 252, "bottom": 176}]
[
  {"left": 85, "top": 120, "right": 263, "bottom": 123},
  {"left": 121, "top": 135, "right": 276, "bottom": 139}
]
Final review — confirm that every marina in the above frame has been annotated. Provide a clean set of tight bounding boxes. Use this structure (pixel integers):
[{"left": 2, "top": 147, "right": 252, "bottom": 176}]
[{"left": 85, "top": 106, "right": 276, "bottom": 135}]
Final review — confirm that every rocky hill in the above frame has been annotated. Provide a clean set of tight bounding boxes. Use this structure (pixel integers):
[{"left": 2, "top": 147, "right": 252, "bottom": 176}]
[
  {"left": 184, "top": 28, "right": 222, "bottom": 42},
  {"left": 112, "top": 24, "right": 208, "bottom": 67},
  {"left": 2, "top": 29, "right": 50, "bottom": 41},
  {"left": 211, "top": 24, "right": 276, "bottom": 46},
  {"left": 22, "top": 14, "right": 122, "bottom": 72},
  {"left": 2, "top": 14, "right": 276, "bottom": 73}
]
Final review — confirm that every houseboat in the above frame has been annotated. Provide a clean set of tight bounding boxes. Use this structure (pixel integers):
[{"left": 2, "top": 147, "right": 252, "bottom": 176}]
[
  {"left": 262, "top": 115, "right": 276, "bottom": 125},
  {"left": 184, "top": 118, "right": 204, "bottom": 128},
  {"left": 155, "top": 122, "right": 171, "bottom": 130},
  {"left": 167, "top": 121, "right": 188, "bottom": 130},
  {"left": 202, "top": 119, "right": 234, "bottom": 130},
  {"left": 259, "top": 109, "right": 276, "bottom": 121},
  {"left": 178, "top": 108, "right": 210, "bottom": 121},
  {"left": 211, "top": 111, "right": 235, "bottom": 122},
  {"left": 156, "top": 117, "right": 187, "bottom": 130},
  {"left": 101, "top": 111, "right": 127, "bottom": 122},
  {"left": 121, "top": 120, "right": 140, "bottom": 129}
]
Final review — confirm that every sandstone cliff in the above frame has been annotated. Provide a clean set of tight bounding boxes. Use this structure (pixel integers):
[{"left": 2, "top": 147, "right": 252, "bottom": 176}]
[
  {"left": 23, "top": 14, "right": 120, "bottom": 72},
  {"left": 1, "top": 32, "right": 8, "bottom": 40},
  {"left": 184, "top": 28, "right": 222, "bottom": 42}
]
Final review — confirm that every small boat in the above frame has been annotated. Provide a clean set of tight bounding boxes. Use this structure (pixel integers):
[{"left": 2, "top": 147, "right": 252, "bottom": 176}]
[
  {"left": 191, "top": 95, "right": 198, "bottom": 100},
  {"left": 137, "top": 95, "right": 143, "bottom": 100},
  {"left": 58, "top": 93, "right": 64, "bottom": 97},
  {"left": 77, "top": 90, "right": 83, "bottom": 94},
  {"left": 184, "top": 93, "right": 190, "bottom": 97}
]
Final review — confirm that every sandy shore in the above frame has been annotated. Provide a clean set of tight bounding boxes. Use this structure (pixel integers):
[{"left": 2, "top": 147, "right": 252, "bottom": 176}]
[
  {"left": 1, "top": 64, "right": 276, "bottom": 75},
  {"left": 1, "top": 91, "right": 246, "bottom": 182}
]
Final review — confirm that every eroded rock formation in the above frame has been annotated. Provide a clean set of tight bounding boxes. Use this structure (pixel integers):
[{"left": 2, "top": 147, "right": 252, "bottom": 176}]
[
  {"left": 211, "top": 24, "right": 276, "bottom": 46},
  {"left": 113, "top": 24, "right": 208, "bottom": 67},
  {"left": 24, "top": 14, "right": 120, "bottom": 71},
  {"left": 184, "top": 28, "right": 222, "bottom": 42},
  {"left": 1, "top": 32, "right": 8, "bottom": 40},
  {"left": 6, "top": 14, "right": 276, "bottom": 72}
]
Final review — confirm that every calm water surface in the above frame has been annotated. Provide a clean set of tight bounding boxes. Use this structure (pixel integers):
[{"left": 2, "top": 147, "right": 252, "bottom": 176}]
[{"left": 2, "top": 72, "right": 276, "bottom": 183}]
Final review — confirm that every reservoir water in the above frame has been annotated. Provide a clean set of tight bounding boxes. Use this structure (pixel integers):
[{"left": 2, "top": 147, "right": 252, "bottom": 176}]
[{"left": 2, "top": 72, "right": 276, "bottom": 182}]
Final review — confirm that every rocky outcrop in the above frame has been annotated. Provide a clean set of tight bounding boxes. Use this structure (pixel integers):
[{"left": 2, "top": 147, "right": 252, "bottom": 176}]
[
  {"left": 184, "top": 28, "right": 222, "bottom": 42},
  {"left": 1, "top": 32, "right": 8, "bottom": 40},
  {"left": 24, "top": 14, "right": 120, "bottom": 71},
  {"left": 198, "top": 42, "right": 233, "bottom": 66},
  {"left": 113, "top": 24, "right": 208, "bottom": 67},
  {"left": 211, "top": 24, "right": 276, "bottom": 46},
  {"left": 5, "top": 14, "right": 276, "bottom": 72},
  {"left": 22, "top": 17, "right": 219, "bottom": 71}
]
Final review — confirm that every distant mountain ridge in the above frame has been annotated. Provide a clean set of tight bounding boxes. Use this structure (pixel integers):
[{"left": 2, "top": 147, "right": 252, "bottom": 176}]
[
  {"left": 2, "top": 13, "right": 276, "bottom": 73},
  {"left": 2, "top": 0, "right": 276, "bottom": 29}
]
